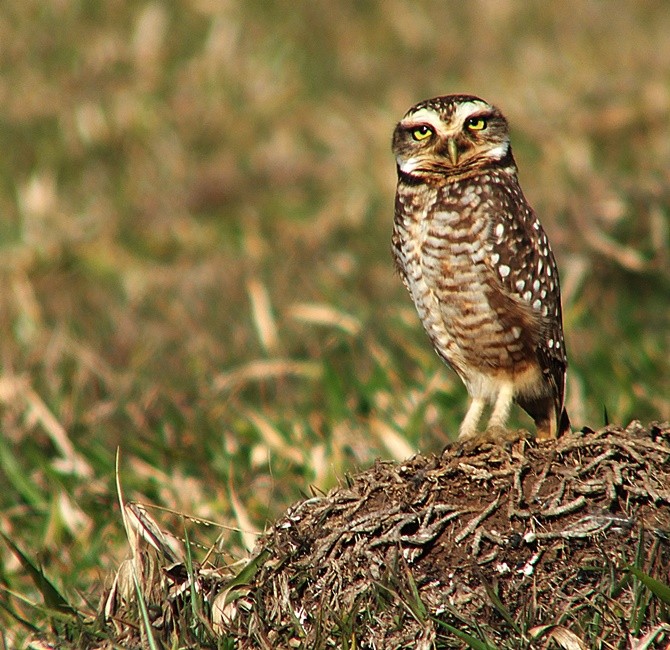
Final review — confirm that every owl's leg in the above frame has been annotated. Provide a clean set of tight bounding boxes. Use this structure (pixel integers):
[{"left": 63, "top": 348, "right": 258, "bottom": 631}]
[
  {"left": 486, "top": 382, "right": 515, "bottom": 435},
  {"left": 458, "top": 397, "right": 486, "bottom": 440}
]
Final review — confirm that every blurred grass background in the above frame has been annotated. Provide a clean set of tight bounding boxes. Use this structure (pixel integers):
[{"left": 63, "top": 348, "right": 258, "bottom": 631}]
[{"left": 0, "top": 0, "right": 669, "bottom": 643}]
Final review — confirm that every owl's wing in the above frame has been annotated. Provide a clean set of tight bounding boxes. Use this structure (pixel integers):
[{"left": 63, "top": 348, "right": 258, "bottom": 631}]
[{"left": 483, "top": 184, "right": 568, "bottom": 429}]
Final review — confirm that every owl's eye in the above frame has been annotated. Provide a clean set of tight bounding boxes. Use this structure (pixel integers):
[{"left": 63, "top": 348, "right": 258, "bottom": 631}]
[
  {"left": 411, "top": 125, "right": 433, "bottom": 141},
  {"left": 466, "top": 117, "right": 487, "bottom": 131}
]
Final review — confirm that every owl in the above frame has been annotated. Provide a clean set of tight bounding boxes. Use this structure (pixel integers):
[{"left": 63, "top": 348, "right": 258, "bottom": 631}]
[{"left": 392, "top": 94, "right": 570, "bottom": 441}]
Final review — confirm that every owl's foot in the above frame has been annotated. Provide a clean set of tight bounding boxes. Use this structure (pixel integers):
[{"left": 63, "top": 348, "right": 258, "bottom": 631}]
[
  {"left": 451, "top": 426, "right": 529, "bottom": 455},
  {"left": 484, "top": 424, "right": 527, "bottom": 444},
  {"left": 454, "top": 429, "right": 489, "bottom": 453},
  {"left": 454, "top": 427, "right": 503, "bottom": 453},
  {"left": 483, "top": 424, "right": 507, "bottom": 439}
]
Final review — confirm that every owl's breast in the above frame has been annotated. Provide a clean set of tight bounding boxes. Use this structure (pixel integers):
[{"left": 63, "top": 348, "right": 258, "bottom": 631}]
[{"left": 393, "top": 186, "right": 537, "bottom": 380}]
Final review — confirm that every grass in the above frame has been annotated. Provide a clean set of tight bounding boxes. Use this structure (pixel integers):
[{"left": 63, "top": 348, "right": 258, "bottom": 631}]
[{"left": 0, "top": 1, "right": 669, "bottom": 646}]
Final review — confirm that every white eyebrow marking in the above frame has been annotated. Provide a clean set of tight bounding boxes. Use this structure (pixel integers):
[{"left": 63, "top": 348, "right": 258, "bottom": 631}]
[
  {"left": 452, "top": 101, "right": 491, "bottom": 124},
  {"left": 404, "top": 101, "right": 494, "bottom": 137},
  {"left": 402, "top": 108, "right": 443, "bottom": 130}
]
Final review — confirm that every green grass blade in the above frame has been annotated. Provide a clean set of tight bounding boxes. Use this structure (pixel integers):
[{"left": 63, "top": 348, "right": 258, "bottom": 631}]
[
  {"left": 0, "top": 592, "right": 40, "bottom": 632},
  {"left": 403, "top": 566, "right": 427, "bottom": 621},
  {"left": 0, "top": 438, "right": 46, "bottom": 507},
  {"left": 434, "top": 619, "right": 500, "bottom": 650},
  {"left": 224, "top": 548, "right": 271, "bottom": 595},
  {"left": 0, "top": 532, "right": 75, "bottom": 615},
  {"left": 182, "top": 520, "right": 216, "bottom": 640},
  {"left": 132, "top": 568, "right": 160, "bottom": 650},
  {"left": 483, "top": 581, "right": 522, "bottom": 635},
  {"left": 625, "top": 566, "right": 670, "bottom": 606}
]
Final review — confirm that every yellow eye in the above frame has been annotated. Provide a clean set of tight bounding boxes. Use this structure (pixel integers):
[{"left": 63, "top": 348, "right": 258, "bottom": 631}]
[
  {"left": 411, "top": 125, "right": 433, "bottom": 141},
  {"left": 466, "top": 117, "right": 487, "bottom": 131}
]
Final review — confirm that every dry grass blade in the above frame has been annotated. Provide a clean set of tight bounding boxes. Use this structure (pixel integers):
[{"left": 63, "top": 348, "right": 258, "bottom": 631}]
[
  {"left": 631, "top": 624, "right": 670, "bottom": 649},
  {"left": 530, "top": 625, "right": 588, "bottom": 649},
  {"left": 105, "top": 450, "right": 239, "bottom": 646},
  {"left": 582, "top": 223, "right": 648, "bottom": 272},
  {"left": 227, "top": 475, "right": 260, "bottom": 553},
  {"left": 246, "top": 277, "right": 279, "bottom": 353},
  {"left": 0, "top": 376, "right": 93, "bottom": 478},
  {"left": 370, "top": 417, "right": 416, "bottom": 461},
  {"left": 106, "top": 449, "right": 169, "bottom": 634},
  {"left": 124, "top": 503, "right": 183, "bottom": 564},
  {"left": 212, "top": 358, "right": 321, "bottom": 392},
  {"left": 288, "top": 302, "right": 362, "bottom": 336},
  {"left": 244, "top": 409, "right": 304, "bottom": 465}
]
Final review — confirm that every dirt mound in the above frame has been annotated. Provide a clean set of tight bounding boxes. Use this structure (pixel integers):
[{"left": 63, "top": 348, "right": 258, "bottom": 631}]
[{"left": 103, "top": 422, "right": 670, "bottom": 649}]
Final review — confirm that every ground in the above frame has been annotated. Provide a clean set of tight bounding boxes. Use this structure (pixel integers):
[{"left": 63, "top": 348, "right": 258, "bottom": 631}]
[{"left": 94, "top": 422, "right": 670, "bottom": 649}]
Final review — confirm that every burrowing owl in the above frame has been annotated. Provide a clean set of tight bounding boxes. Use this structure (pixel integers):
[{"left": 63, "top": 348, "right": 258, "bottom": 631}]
[{"left": 392, "top": 94, "right": 570, "bottom": 441}]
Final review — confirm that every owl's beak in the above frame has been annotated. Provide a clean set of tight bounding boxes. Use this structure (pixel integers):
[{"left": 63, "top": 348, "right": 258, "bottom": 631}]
[{"left": 447, "top": 137, "right": 459, "bottom": 166}]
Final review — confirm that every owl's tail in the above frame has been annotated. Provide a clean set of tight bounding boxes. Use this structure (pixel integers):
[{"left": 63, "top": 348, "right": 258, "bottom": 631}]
[
  {"left": 558, "top": 406, "right": 571, "bottom": 437},
  {"left": 517, "top": 394, "right": 569, "bottom": 440}
]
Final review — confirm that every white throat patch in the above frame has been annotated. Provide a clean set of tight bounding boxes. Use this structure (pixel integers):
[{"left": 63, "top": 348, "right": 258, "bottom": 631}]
[{"left": 398, "top": 156, "right": 422, "bottom": 174}]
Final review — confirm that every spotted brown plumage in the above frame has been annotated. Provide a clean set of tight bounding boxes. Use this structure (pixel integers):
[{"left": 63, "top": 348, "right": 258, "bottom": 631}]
[{"left": 392, "top": 94, "right": 569, "bottom": 441}]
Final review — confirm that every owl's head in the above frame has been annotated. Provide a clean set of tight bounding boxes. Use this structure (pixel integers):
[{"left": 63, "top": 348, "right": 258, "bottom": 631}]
[{"left": 392, "top": 94, "right": 514, "bottom": 180}]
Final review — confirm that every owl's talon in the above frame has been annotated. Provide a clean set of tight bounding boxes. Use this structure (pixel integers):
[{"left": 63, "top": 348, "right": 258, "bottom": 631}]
[
  {"left": 484, "top": 424, "right": 510, "bottom": 441},
  {"left": 456, "top": 435, "right": 487, "bottom": 454}
]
